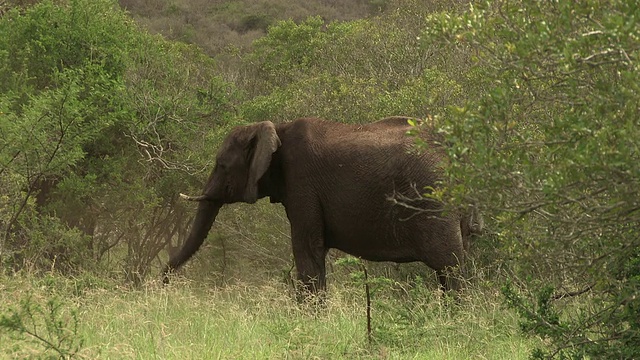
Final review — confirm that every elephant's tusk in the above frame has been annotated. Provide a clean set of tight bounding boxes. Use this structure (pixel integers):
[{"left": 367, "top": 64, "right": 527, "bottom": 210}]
[{"left": 179, "top": 193, "right": 209, "bottom": 201}]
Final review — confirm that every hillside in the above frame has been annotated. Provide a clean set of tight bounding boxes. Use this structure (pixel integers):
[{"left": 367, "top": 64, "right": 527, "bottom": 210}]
[{"left": 119, "top": 0, "right": 378, "bottom": 56}]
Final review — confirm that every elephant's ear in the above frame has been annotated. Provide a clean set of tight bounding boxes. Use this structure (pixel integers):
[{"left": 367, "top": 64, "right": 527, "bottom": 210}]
[{"left": 245, "top": 121, "right": 281, "bottom": 203}]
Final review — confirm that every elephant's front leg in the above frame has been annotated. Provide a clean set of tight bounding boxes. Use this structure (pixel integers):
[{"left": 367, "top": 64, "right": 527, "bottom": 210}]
[{"left": 290, "top": 224, "right": 328, "bottom": 295}]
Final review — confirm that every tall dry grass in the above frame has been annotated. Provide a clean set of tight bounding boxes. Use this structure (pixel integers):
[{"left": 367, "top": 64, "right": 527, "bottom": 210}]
[{"left": 0, "top": 273, "right": 538, "bottom": 359}]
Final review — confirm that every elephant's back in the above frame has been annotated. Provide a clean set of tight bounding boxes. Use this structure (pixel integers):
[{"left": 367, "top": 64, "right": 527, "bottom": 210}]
[{"left": 282, "top": 117, "right": 444, "bottom": 190}]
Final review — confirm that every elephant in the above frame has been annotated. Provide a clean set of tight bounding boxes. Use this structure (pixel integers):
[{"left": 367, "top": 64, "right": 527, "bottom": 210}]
[{"left": 162, "top": 116, "right": 473, "bottom": 293}]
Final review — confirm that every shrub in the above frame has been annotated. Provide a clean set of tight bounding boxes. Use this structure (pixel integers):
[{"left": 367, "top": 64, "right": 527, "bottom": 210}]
[{"left": 424, "top": 0, "right": 640, "bottom": 357}]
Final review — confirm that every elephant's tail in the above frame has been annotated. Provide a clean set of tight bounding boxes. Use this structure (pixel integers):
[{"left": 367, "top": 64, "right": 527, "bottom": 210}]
[{"left": 461, "top": 205, "right": 483, "bottom": 253}]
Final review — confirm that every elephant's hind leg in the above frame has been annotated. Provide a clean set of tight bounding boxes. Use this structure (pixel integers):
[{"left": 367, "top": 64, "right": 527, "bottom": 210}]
[
  {"left": 423, "top": 220, "right": 466, "bottom": 292},
  {"left": 436, "top": 266, "right": 464, "bottom": 292}
]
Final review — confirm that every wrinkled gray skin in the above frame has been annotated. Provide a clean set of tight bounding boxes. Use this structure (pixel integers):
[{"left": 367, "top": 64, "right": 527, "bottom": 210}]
[{"left": 163, "top": 117, "right": 476, "bottom": 292}]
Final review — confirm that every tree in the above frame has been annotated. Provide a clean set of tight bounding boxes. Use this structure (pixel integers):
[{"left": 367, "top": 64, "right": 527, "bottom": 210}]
[
  {"left": 240, "top": 3, "right": 465, "bottom": 124},
  {"left": 0, "top": 0, "right": 236, "bottom": 282},
  {"left": 424, "top": 0, "right": 640, "bottom": 357}
]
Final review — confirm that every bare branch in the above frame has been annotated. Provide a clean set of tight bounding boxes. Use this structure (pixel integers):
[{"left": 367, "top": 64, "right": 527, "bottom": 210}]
[{"left": 386, "top": 184, "right": 445, "bottom": 221}]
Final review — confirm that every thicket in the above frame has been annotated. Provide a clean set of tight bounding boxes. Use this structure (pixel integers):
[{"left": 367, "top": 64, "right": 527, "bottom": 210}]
[
  {"left": 0, "top": 0, "right": 638, "bottom": 358},
  {"left": 0, "top": 0, "right": 236, "bottom": 284},
  {"left": 426, "top": 1, "right": 640, "bottom": 358}
]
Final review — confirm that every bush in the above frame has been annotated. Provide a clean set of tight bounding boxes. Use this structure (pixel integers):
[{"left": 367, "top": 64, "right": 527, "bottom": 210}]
[
  {"left": 0, "top": 294, "right": 85, "bottom": 358},
  {"left": 424, "top": 0, "right": 640, "bottom": 357},
  {"left": 0, "top": 0, "right": 237, "bottom": 282},
  {"left": 240, "top": 4, "right": 467, "bottom": 123}
]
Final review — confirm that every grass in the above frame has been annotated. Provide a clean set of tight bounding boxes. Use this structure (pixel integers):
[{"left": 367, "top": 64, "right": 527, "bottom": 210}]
[{"left": 0, "top": 273, "right": 538, "bottom": 359}]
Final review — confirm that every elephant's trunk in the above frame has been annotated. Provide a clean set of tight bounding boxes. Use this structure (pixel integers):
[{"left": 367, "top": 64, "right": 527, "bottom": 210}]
[{"left": 162, "top": 199, "right": 222, "bottom": 284}]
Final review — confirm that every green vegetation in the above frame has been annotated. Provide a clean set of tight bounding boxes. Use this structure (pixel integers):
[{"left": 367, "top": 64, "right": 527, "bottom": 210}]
[
  {"left": 0, "top": 0, "right": 638, "bottom": 358},
  {"left": 0, "top": 292, "right": 84, "bottom": 358},
  {"left": 0, "top": 274, "right": 536, "bottom": 359},
  {"left": 0, "top": 0, "right": 236, "bottom": 285},
  {"left": 426, "top": 1, "right": 640, "bottom": 357}
]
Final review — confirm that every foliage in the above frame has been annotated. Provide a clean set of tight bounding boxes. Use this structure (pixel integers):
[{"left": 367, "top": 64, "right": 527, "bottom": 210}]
[
  {"left": 240, "top": 5, "right": 466, "bottom": 124},
  {"left": 0, "top": 0, "right": 236, "bottom": 282},
  {"left": 0, "top": 294, "right": 85, "bottom": 358},
  {"left": 0, "top": 0, "right": 135, "bottom": 272},
  {"left": 424, "top": 0, "right": 640, "bottom": 357}
]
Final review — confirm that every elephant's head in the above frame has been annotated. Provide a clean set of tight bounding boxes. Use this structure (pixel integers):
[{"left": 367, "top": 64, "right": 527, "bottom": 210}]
[
  {"left": 205, "top": 121, "right": 281, "bottom": 204},
  {"left": 163, "top": 121, "right": 281, "bottom": 283}
]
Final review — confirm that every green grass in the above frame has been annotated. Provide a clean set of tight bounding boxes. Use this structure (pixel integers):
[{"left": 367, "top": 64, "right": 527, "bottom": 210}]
[{"left": 0, "top": 274, "right": 538, "bottom": 359}]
